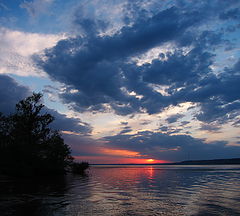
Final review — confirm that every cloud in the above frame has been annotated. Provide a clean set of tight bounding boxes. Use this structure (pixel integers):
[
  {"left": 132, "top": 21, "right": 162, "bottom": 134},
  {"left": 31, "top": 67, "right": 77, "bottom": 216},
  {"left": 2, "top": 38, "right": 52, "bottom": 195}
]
[
  {"left": 232, "top": 119, "right": 240, "bottom": 127},
  {"left": 104, "top": 131, "right": 240, "bottom": 161},
  {"left": 159, "top": 125, "right": 183, "bottom": 134},
  {"left": 45, "top": 108, "right": 92, "bottom": 135},
  {"left": 0, "top": 74, "right": 91, "bottom": 135},
  {"left": 191, "top": 64, "right": 240, "bottom": 123},
  {"left": 73, "top": 5, "right": 109, "bottom": 37},
  {"left": 2, "top": 0, "right": 240, "bottom": 163},
  {"left": 35, "top": 4, "right": 205, "bottom": 113},
  {"left": 167, "top": 128, "right": 183, "bottom": 134},
  {"left": 119, "top": 126, "right": 132, "bottom": 134},
  {"left": 35, "top": 0, "right": 240, "bottom": 126},
  {"left": 62, "top": 134, "right": 102, "bottom": 157},
  {"left": 219, "top": 8, "right": 240, "bottom": 20},
  {"left": 0, "top": 74, "right": 30, "bottom": 113},
  {"left": 140, "top": 120, "right": 152, "bottom": 125},
  {"left": 180, "top": 121, "right": 190, "bottom": 126},
  {"left": 0, "top": 2, "right": 8, "bottom": 11},
  {"left": 0, "top": 27, "right": 65, "bottom": 77},
  {"left": 142, "top": 47, "right": 214, "bottom": 86},
  {"left": 20, "top": 0, "right": 54, "bottom": 17},
  {"left": 166, "top": 114, "right": 184, "bottom": 124},
  {"left": 120, "top": 121, "right": 128, "bottom": 125},
  {"left": 159, "top": 126, "right": 169, "bottom": 132},
  {"left": 199, "top": 124, "right": 221, "bottom": 132}
]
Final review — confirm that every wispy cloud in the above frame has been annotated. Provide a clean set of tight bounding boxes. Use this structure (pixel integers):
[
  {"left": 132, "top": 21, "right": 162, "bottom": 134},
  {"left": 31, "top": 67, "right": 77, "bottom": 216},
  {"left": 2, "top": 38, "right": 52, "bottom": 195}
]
[
  {"left": 0, "top": 27, "right": 65, "bottom": 77},
  {"left": 20, "top": 0, "right": 54, "bottom": 17}
]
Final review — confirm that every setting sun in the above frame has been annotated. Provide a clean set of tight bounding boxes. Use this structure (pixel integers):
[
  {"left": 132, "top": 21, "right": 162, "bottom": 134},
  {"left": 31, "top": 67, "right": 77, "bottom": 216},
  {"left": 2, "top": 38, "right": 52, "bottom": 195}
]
[{"left": 146, "top": 159, "right": 155, "bottom": 162}]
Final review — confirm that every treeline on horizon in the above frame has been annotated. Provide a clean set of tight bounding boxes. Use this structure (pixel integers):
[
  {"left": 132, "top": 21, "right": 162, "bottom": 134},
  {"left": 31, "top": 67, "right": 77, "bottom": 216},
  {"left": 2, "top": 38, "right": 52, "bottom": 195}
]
[
  {"left": 92, "top": 158, "right": 240, "bottom": 165},
  {"left": 0, "top": 93, "right": 88, "bottom": 177},
  {"left": 173, "top": 158, "right": 240, "bottom": 165}
]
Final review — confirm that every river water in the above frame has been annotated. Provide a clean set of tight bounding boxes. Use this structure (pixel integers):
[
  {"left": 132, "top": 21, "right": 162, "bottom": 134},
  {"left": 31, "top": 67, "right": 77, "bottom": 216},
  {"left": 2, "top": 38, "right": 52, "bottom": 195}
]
[{"left": 1, "top": 165, "right": 240, "bottom": 216}]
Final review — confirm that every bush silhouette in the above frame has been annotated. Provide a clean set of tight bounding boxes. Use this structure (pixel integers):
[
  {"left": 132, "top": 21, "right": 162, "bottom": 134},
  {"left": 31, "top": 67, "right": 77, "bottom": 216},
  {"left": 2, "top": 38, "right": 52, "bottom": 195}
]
[
  {"left": 71, "top": 162, "right": 89, "bottom": 174},
  {"left": 0, "top": 93, "right": 85, "bottom": 176}
]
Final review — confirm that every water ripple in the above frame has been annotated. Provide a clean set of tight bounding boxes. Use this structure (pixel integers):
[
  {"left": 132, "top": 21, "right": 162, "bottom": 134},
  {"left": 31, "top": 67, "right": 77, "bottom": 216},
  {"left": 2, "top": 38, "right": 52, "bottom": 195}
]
[{"left": 1, "top": 165, "right": 240, "bottom": 215}]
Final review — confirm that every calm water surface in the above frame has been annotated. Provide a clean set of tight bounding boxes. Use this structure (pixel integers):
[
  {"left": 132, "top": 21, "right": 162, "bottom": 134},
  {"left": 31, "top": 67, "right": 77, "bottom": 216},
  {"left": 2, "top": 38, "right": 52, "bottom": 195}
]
[{"left": 1, "top": 165, "right": 240, "bottom": 216}]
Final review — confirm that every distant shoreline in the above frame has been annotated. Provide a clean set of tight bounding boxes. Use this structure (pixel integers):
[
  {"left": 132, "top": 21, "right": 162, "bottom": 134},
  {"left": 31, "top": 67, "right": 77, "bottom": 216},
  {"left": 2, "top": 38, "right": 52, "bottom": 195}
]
[{"left": 91, "top": 158, "right": 240, "bottom": 166}]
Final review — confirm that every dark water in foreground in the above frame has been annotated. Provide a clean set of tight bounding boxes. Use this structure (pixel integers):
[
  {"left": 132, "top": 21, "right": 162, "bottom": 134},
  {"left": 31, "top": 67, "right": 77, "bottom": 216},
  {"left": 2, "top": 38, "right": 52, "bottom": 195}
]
[{"left": 1, "top": 165, "right": 240, "bottom": 216}]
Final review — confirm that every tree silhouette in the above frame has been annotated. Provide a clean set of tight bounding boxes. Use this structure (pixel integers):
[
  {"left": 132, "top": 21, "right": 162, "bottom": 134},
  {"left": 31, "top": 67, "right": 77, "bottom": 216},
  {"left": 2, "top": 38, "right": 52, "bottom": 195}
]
[{"left": 0, "top": 93, "right": 74, "bottom": 176}]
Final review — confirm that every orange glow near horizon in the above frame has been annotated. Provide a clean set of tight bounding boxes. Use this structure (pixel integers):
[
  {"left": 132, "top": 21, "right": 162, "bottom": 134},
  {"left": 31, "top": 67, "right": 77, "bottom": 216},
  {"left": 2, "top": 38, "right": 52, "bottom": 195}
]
[
  {"left": 71, "top": 145, "right": 172, "bottom": 164},
  {"left": 100, "top": 148, "right": 142, "bottom": 157},
  {"left": 72, "top": 146, "right": 171, "bottom": 164},
  {"left": 74, "top": 155, "right": 170, "bottom": 164},
  {"left": 146, "top": 159, "right": 155, "bottom": 163}
]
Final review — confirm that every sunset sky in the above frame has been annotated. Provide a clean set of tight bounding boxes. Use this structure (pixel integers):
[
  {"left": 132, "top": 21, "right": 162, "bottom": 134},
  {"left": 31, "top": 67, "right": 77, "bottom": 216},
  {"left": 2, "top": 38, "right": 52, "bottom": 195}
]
[{"left": 0, "top": 0, "right": 240, "bottom": 164}]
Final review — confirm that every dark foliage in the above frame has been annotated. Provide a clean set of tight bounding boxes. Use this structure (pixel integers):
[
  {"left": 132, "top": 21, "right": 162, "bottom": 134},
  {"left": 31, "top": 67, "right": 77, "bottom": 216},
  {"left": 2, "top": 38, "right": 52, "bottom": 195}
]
[
  {"left": 0, "top": 93, "right": 75, "bottom": 176},
  {"left": 71, "top": 162, "right": 89, "bottom": 174}
]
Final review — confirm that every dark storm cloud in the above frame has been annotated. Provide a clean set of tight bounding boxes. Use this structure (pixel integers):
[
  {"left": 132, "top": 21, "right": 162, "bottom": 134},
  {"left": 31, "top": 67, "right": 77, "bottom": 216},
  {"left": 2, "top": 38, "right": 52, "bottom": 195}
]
[
  {"left": 104, "top": 131, "right": 240, "bottom": 161},
  {"left": 159, "top": 125, "right": 183, "bottom": 134},
  {"left": 167, "top": 128, "right": 182, "bottom": 134},
  {"left": 219, "top": 8, "right": 240, "bottom": 20},
  {"left": 159, "top": 126, "right": 169, "bottom": 132},
  {"left": 62, "top": 133, "right": 102, "bottom": 157},
  {"left": 44, "top": 108, "right": 92, "bottom": 134},
  {"left": 35, "top": 3, "right": 210, "bottom": 113},
  {"left": 120, "top": 121, "right": 128, "bottom": 125},
  {"left": 35, "top": 0, "right": 240, "bottom": 125},
  {"left": 166, "top": 114, "right": 184, "bottom": 124},
  {"left": 119, "top": 126, "right": 132, "bottom": 134},
  {"left": 0, "top": 74, "right": 30, "bottom": 114},
  {"left": 0, "top": 75, "right": 91, "bottom": 135},
  {"left": 142, "top": 47, "right": 214, "bottom": 86},
  {"left": 73, "top": 6, "right": 109, "bottom": 37},
  {"left": 140, "top": 120, "right": 152, "bottom": 125},
  {"left": 196, "top": 100, "right": 240, "bottom": 124},
  {"left": 192, "top": 71, "right": 240, "bottom": 123},
  {"left": 119, "top": 128, "right": 132, "bottom": 134},
  {"left": 199, "top": 124, "right": 221, "bottom": 132},
  {"left": 180, "top": 121, "right": 190, "bottom": 126},
  {"left": 232, "top": 119, "right": 240, "bottom": 127}
]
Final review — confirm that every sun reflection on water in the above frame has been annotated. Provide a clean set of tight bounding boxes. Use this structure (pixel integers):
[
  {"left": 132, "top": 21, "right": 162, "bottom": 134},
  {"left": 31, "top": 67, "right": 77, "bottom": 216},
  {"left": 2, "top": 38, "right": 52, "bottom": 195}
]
[{"left": 1, "top": 165, "right": 240, "bottom": 216}]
